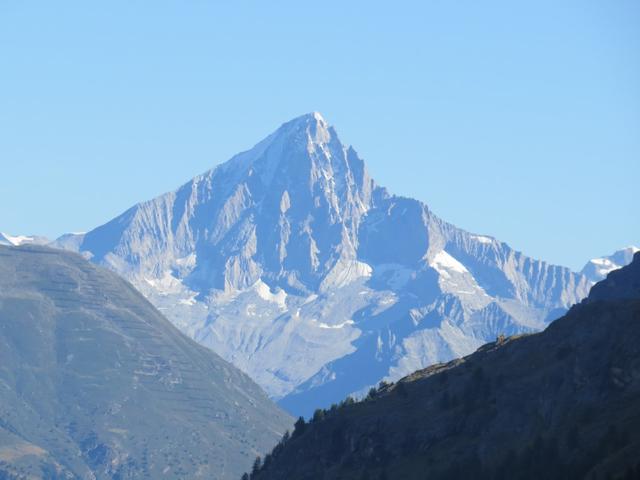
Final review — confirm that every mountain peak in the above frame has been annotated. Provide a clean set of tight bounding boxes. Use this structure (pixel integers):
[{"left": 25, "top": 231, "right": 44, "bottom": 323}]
[
  {"left": 216, "top": 111, "right": 350, "bottom": 189},
  {"left": 288, "top": 111, "right": 328, "bottom": 125},
  {"left": 586, "top": 250, "right": 640, "bottom": 303},
  {"left": 73, "top": 114, "right": 591, "bottom": 417},
  {"left": 275, "top": 111, "right": 332, "bottom": 147},
  {"left": 581, "top": 245, "right": 640, "bottom": 283}
]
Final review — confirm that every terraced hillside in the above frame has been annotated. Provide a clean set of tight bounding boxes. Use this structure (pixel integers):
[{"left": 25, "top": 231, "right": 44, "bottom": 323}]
[{"left": 0, "top": 245, "right": 292, "bottom": 479}]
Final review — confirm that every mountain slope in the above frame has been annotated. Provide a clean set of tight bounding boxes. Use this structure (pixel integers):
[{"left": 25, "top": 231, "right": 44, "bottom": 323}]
[
  {"left": 249, "top": 252, "right": 640, "bottom": 480},
  {"left": 59, "top": 112, "right": 591, "bottom": 416},
  {"left": 0, "top": 245, "right": 291, "bottom": 480},
  {"left": 581, "top": 246, "right": 639, "bottom": 283}
]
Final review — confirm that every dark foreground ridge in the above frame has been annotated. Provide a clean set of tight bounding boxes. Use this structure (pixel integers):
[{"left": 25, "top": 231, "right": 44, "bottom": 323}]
[
  {"left": 0, "top": 245, "right": 292, "bottom": 480},
  {"left": 248, "top": 252, "right": 640, "bottom": 480}
]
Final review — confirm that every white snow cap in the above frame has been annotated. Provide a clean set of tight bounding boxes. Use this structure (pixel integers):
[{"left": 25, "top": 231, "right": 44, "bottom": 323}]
[
  {"left": 286, "top": 111, "right": 329, "bottom": 129},
  {"left": 311, "top": 111, "right": 326, "bottom": 122},
  {"left": 581, "top": 245, "right": 640, "bottom": 283}
]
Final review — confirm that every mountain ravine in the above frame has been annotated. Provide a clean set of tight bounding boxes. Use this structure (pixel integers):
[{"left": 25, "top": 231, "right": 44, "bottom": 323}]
[
  {"left": 56, "top": 112, "right": 592, "bottom": 417},
  {"left": 0, "top": 245, "right": 292, "bottom": 479}
]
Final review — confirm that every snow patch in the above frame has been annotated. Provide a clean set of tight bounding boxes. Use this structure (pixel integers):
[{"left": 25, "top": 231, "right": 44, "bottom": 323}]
[
  {"left": 472, "top": 235, "right": 493, "bottom": 244},
  {"left": 143, "top": 272, "right": 185, "bottom": 295},
  {"left": 0, "top": 233, "right": 36, "bottom": 246},
  {"left": 312, "top": 319, "right": 355, "bottom": 329},
  {"left": 590, "top": 258, "right": 614, "bottom": 267},
  {"left": 178, "top": 294, "right": 198, "bottom": 306},
  {"left": 319, "top": 259, "right": 372, "bottom": 291},
  {"left": 302, "top": 294, "right": 318, "bottom": 305},
  {"left": 254, "top": 279, "right": 287, "bottom": 310},
  {"left": 430, "top": 250, "right": 468, "bottom": 277}
]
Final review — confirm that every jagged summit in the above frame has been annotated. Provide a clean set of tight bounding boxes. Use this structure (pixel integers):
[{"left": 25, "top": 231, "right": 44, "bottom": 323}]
[
  {"left": 284, "top": 110, "right": 328, "bottom": 127},
  {"left": 81, "top": 111, "right": 375, "bottom": 294},
  {"left": 284, "top": 111, "right": 333, "bottom": 148},
  {"left": 204, "top": 111, "right": 366, "bottom": 197},
  {"left": 311, "top": 110, "right": 327, "bottom": 121},
  {"left": 230, "top": 111, "right": 332, "bottom": 158}
]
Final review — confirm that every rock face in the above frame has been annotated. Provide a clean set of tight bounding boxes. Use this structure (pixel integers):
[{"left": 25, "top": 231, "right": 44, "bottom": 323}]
[
  {"left": 581, "top": 246, "right": 639, "bottom": 283},
  {"left": 249, "top": 252, "right": 640, "bottom": 480},
  {"left": 0, "top": 245, "right": 292, "bottom": 480},
  {"left": 60, "top": 112, "right": 591, "bottom": 416}
]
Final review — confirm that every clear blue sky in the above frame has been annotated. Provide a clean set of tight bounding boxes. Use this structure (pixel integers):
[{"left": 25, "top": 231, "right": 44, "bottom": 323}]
[{"left": 1, "top": 1, "right": 638, "bottom": 270}]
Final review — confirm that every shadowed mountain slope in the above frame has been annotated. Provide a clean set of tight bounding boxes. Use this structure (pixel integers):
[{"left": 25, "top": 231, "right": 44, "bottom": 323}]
[
  {"left": 249, "top": 252, "right": 640, "bottom": 480},
  {"left": 0, "top": 245, "right": 291, "bottom": 480}
]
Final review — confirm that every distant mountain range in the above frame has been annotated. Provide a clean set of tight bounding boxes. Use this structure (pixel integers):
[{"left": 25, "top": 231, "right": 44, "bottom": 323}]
[
  {"left": 47, "top": 113, "right": 635, "bottom": 417},
  {"left": 0, "top": 245, "right": 291, "bottom": 479},
  {"left": 249, "top": 252, "right": 640, "bottom": 480},
  {"left": 581, "top": 246, "right": 639, "bottom": 283},
  {"left": 0, "top": 232, "right": 49, "bottom": 247}
]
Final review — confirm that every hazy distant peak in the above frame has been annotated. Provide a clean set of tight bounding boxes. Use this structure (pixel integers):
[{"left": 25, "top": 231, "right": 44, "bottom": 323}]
[
  {"left": 285, "top": 111, "right": 329, "bottom": 127},
  {"left": 0, "top": 232, "right": 49, "bottom": 246},
  {"left": 210, "top": 111, "right": 339, "bottom": 185},
  {"left": 273, "top": 111, "right": 333, "bottom": 149},
  {"left": 586, "top": 250, "right": 640, "bottom": 303},
  {"left": 581, "top": 245, "right": 640, "bottom": 283}
]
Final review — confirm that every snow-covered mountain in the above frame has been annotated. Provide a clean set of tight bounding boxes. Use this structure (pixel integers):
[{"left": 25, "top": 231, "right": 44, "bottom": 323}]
[
  {"left": 58, "top": 112, "right": 592, "bottom": 417},
  {"left": 580, "top": 246, "right": 639, "bottom": 283},
  {"left": 0, "top": 232, "right": 48, "bottom": 246}
]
